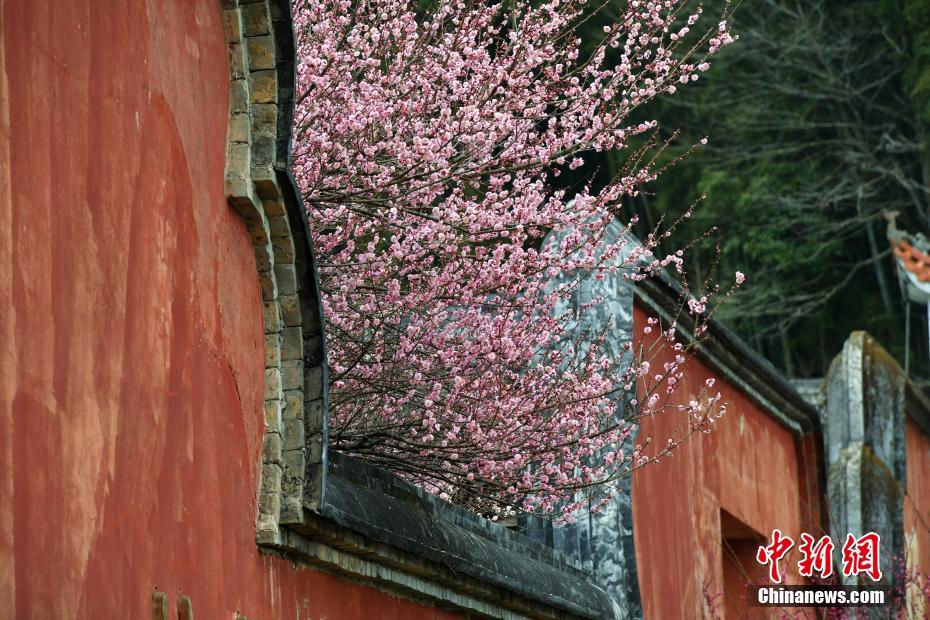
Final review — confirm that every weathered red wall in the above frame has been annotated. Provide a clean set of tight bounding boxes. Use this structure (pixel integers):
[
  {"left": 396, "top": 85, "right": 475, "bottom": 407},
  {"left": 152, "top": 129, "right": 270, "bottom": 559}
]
[
  {"left": 905, "top": 417, "right": 930, "bottom": 584},
  {"left": 0, "top": 1, "right": 458, "bottom": 618},
  {"left": 631, "top": 304, "right": 817, "bottom": 619}
]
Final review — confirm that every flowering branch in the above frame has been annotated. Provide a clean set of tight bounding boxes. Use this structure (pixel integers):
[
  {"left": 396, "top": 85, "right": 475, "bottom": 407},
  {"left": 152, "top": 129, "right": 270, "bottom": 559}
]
[{"left": 293, "top": 0, "right": 737, "bottom": 519}]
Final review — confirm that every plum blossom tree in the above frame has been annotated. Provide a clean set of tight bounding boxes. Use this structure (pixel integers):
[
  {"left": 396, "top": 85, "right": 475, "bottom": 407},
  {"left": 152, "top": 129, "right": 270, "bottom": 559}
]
[{"left": 291, "top": 0, "right": 736, "bottom": 519}]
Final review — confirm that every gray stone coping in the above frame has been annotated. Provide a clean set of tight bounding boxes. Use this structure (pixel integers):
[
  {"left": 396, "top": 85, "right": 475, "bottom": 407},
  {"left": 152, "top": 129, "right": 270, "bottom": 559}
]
[{"left": 285, "top": 452, "right": 621, "bottom": 619}]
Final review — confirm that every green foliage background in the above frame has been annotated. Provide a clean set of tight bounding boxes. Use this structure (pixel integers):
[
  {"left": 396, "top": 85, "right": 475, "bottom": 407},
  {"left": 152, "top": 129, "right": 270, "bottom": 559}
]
[{"left": 592, "top": 0, "right": 930, "bottom": 379}]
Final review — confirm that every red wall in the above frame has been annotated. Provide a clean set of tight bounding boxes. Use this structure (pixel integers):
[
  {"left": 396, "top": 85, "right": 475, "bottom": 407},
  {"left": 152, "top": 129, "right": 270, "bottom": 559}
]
[
  {"left": 905, "top": 417, "right": 930, "bottom": 588},
  {"left": 0, "top": 1, "right": 458, "bottom": 618},
  {"left": 631, "top": 304, "right": 818, "bottom": 619}
]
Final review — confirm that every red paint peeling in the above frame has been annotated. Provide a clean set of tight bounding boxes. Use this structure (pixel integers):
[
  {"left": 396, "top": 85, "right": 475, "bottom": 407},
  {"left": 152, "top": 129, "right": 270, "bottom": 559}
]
[
  {"left": 905, "top": 418, "right": 930, "bottom": 581},
  {"left": 5, "top": 1, "right": 921, "bottom": 619},
  {"left": 631, "top": 304, "right": 819, "bottom": 619},
  {"left": 0, "top": 1, "right": 460, "bottom": 618}
]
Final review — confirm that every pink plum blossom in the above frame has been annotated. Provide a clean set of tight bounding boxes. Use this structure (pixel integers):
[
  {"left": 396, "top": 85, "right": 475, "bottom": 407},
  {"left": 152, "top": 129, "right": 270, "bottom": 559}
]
[{"left": 292, "top": 0, "right": 735, "bottom": 518}]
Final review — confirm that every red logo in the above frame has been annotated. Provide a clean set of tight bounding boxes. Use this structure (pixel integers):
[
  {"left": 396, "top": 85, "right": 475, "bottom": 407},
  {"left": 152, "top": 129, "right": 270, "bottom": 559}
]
[
  {"left": 798, "top": 533, "right": 834, "bottom": 579},
  {"left": 757, "top": 531, "right": 882, "bottom": 583},
  {"left": 756, "top": 529, "right": 794, "bottom": 583},
  {"left": 841, "top": 533, "right": 882, "bottom": 581}
]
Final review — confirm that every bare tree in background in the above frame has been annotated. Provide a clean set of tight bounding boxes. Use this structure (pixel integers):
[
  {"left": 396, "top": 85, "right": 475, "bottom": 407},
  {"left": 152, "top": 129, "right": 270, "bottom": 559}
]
[{"left": 636, "top": 0, "right": 929, "bottom": 376}]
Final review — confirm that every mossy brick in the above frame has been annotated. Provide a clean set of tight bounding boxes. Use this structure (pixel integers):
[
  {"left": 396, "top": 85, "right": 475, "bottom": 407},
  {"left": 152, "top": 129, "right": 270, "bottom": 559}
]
[
  {"left": 306, "top": 365, "right": 323, "bottom": 400},
  {"left": 262, "top": 431, "right": 283, "bottom": 465},
  {"left": 280, "top": 294, "right": 301, "bottom": 327},
  {"left": 247, "top": 35, "right": 276, "bottom": 71},
  {"left": 264, "top": 399, "right": 282, "bottom": 430},
  {"left": 249, "top": 70, "right": 277, "bottom": 104},
  {"left": 223, "top": 9, "right": 243, "bottom": 43},
  {"left": 283, "top": 360, "right": 304, "bottom": 391},
  {"left": 258, "top": 462, "right": 282, "bottom": 516},
  {"left": 229, "top": 113, "right": 251, "bottom": 144},
  {"left": 230, "top": 78, "right": 250, "bottom": 113},
  {"left": 281, "top": 327, "right": 303, "bottom": 360},
  {"left": 264, "top": 367, "right": 282, "bottom": 401},
  {"left": 274, "top": 263, "right": 297, "bottom": 295},
  {"left": 283, "top": 418, "right": 305, "bottom": 451},
  {"left": 253, "top": 242, "right": 273, "bottom": 272},
  {"left": 264, "top": 333, "right": 281, "bottom": 367},
  {"left": 272, "top": 236, "right": 296, "bottom": 266},
  {"left": 251, "top": 103, "right": 277, "bottom": 134},
  {"left": 262, "top": 300, "right": 282, "bottom": 333},
  {"left": 225, "top": 141, "right": 250, "bottom": 184},
  {"left": 251, "top": 133, "right": 276, "bottom": 167},
  {"left": 305, "top": 398, "right": 324, "bottom": 430},
  {"left": 284, "top": 389, "right": 304, "bottom": 421},
  {"left": 241, "top": 1, "right": 271, "bottom": 36},
  {"left": 259, "top": 271, "right": 277, "bottom": 301},
  {"left": 263, "top": 197, "right": 286, "bottom": 216},
  {"left": 268, "top": 212, "right": 290, "bottom": 237}
]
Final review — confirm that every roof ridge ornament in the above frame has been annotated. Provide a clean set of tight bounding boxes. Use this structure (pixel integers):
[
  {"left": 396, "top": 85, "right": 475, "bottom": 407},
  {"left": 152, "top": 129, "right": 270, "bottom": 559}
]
[
  {"left": 885, "top": 210, "right": 930, "bottom": 376},
  {"left": 885, "top": 210, "right": 930, "bottom": 293}
]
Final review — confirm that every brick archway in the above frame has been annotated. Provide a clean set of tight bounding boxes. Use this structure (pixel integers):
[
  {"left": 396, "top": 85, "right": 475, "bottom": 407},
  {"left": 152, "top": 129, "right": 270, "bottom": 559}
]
[{"left": 219, "top": 0, "right": 327, "bottom": 546}]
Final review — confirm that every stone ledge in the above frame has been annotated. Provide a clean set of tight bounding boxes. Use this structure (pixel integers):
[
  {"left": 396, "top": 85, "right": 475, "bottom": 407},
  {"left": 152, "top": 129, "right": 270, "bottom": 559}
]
[
  {"left": 274, "top": 533, "right": 539, "bottom": 620},
  {"left": 271, "top": 452, "right": 620, "bottom": 620}
]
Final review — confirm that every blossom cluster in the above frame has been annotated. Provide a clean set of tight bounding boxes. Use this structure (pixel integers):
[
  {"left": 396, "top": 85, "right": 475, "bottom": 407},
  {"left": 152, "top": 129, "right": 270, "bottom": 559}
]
[{"left": 292, "top": 0, "right": 735, "bottom": 517}]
